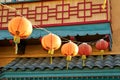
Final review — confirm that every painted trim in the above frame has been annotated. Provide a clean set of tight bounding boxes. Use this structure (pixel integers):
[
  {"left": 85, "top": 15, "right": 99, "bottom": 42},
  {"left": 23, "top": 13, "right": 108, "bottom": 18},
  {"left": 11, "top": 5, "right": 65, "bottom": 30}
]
[{"left": 1, "top": 68, "right": 120, "bottom": 78}]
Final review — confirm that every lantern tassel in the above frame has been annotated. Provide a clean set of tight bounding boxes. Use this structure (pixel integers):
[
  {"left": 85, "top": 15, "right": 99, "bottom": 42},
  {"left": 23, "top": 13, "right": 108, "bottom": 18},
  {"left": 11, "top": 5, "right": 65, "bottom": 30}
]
[
  {"left": 100, "top": 50, "right": 104, "bottom": 60},
  {"left": 15, "top": 43, "right": 18, "bottom": 54},
  {"left": 50, "top": 56, "right": 52, "bottom": 64},
  {"left": 48, "top": 49, "right": 54, "bottom": 64},
  {"left": 66, "top": 61, "right": 69, "bottom": 70},
  {"left": 82, "top": 55, "right": 86, "bottom": 66},
  {"left": 14, "top": 36, "right": 20, "bottom": 54},
  {"left": 66, "top": 56, "right": 72, "bottom": 70}
]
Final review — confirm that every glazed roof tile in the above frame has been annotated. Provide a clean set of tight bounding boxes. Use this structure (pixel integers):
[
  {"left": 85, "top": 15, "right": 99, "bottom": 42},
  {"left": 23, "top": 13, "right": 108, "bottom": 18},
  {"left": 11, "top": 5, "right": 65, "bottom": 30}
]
[{"left": 3, "top": 55, "right": 120, "bottom": 71}]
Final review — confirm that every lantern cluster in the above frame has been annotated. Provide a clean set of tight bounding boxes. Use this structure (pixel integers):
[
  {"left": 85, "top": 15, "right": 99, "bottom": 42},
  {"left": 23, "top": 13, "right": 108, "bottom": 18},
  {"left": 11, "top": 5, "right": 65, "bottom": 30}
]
[
  {"left": 41, "top": 35, "right": 109, "bottom": 69},
  {"left": 8, "top": 16, "right": 109, "bottom": 69}
]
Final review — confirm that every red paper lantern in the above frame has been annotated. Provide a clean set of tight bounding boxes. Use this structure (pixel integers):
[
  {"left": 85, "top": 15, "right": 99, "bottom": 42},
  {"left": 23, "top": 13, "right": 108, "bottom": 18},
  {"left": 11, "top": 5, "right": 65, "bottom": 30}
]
[
  {"left": 95, "top": 39, "right": 109, "bottom": 59},
  {"left": 41, "top": 33, "right": 61, "bottom": 64},
  {"left": 8, "top": 16, "right": 33, "bottom": 54},
  {"left": 78, "top": 43, "right": 92, "bottom": 56},
  {"left": 61, "top": 41, "right": 78, "bottom": 69},
  {"left": 96, "top": 39, "right": 109, "bottom": 50},
  {"left": 78, "top": 43, "right": 92, "bottom": 66}
]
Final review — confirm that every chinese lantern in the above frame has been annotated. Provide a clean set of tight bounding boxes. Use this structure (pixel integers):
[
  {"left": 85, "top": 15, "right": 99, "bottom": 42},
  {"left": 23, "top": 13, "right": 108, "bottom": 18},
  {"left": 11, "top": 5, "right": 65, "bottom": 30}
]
[
  {"left": 41, "top": 33, "right": 61, "bottom": 64},
  {"left": 61, "top": 41, "right": 78, "bottom": 69},
  {"left": 78, "top": 43, "right": 92, "bottom": 66},
  {"left": 95, "top": 39, "right": 109, "bottom": 59},
  {"left": 8, "top": 16, "right": 33, "bottom": 54}
]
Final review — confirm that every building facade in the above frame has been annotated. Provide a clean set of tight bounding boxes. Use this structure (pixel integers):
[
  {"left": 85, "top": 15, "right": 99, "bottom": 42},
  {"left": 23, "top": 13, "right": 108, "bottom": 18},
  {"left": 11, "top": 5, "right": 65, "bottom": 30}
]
[{"left": 0, "top": 0, "right": 120, "bottom": 80}]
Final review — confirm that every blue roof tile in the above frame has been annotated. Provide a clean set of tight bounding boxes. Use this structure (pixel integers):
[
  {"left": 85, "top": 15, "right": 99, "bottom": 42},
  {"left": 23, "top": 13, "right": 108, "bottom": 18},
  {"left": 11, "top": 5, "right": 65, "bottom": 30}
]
[{"left": 3, "top": 55, "right": 120, "bottom": 71}]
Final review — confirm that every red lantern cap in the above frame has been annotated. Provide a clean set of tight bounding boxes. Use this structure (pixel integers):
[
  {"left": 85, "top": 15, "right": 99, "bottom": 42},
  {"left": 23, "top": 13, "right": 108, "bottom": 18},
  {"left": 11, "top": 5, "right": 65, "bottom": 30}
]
[
  {"left": 9, "top": 39, "right": 13, "bottom": 45},
  {"left": 78, "top": 43, "right": 92, "bottom": 56},
  {"left": 95, "top": 39, "right": 109, "bottom": 50},
  {"left": 70, "top": 36, "right": 75, "bottom": 41}
]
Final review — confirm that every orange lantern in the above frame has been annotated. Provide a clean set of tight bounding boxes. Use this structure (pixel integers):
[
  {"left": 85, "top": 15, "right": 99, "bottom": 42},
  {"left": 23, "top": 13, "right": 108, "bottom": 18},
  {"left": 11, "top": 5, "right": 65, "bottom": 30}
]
[
  {"left": 8, "top": 16, "right": 33, "bottom": 54},
  {"left": 95, "top": 39, "right": 109, "bottom": 59},
  {"left": 61, "top": 41, "right": 78, "bottom": 69},
  {"left": 78, "top": 43, "right": 92, "bottom": 66},
  {"left": 41, "top": 33, "right": 61, "bottom": 64}
]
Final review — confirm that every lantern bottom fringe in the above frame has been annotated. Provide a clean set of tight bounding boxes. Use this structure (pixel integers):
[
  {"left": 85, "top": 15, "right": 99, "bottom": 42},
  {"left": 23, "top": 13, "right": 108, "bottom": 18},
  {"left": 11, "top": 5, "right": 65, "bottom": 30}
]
[
  {"left": 15, "top": 43, "right": 18, "bottom": 54},
  {"left": 66, "top": 56, "right": 72, "bottom": 70},
  {"left": 82, "top": 59, "right": 85, "bottom": 66},
  {"left": 66, "top": 61, "right": 70, "bottom": 70},
  {"left": 82, "top": 55, "right": 86, "bottom": 66},
  {"left": 100, "top": 50, "right": 104, "bottom": 60},
  {"left": 50, "top": 56, "right": 52, "bottom": 64},
  {"left": 48, "top": 49, "right": 55, "bottom": 64},
  {"left": 14, "top": 36, "right": 20, "bottom": 55},
  {"left": 101, "top": 55, "right": 103, "bottom": 60}
]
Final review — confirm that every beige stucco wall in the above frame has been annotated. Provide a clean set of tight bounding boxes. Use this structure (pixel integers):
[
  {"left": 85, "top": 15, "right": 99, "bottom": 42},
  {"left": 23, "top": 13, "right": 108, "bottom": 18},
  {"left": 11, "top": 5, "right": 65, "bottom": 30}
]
[{"left": 111, "top": 0, "right": 120, "bottom": 52}]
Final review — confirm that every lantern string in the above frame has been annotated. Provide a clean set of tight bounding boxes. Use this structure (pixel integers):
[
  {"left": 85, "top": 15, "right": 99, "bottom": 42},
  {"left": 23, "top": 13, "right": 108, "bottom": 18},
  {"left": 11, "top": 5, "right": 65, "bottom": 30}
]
[
  {"left": 36, "top": 27, "right": 108, "bottom": 45},
  {"left": 0, "top": 3, "right": 22, "bottom": 16},
  {"left": 36, "top": 28, "right": 51, "bottom": 33},
  {"left": 61, "top": 37, "right": 71, "bottom": 42},
  {"left": 36, "top": 28, "right": 72, "bottom": 42},
  {"left": 36, "top": 26, "right": 109, "bottom": 45}
]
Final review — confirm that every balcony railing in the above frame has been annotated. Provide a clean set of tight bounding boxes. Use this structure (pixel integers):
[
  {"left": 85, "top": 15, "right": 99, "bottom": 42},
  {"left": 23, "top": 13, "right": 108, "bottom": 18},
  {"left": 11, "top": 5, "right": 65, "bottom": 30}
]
[{"left": 0, "top": 0, "right": 110, "bottom": 29}]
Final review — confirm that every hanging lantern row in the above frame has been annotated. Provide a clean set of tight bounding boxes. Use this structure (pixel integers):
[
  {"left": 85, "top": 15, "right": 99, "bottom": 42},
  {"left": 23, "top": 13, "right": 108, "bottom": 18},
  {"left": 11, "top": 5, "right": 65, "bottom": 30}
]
[
  {"left": 41, "top": 34, "right": 109, "bottom": 68},
  {"left": 8, "top": 17, "right": 109, "bottom": 69}
]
